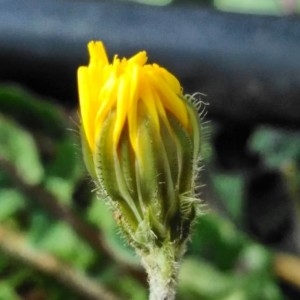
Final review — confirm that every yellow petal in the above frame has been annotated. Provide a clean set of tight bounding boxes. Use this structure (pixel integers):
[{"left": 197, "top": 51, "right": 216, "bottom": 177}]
[
  {"left": 147, "top": 70, "right": 188, "bottom": 130},
  {"left": 95, "top": 75, "right": 118, "bottom": 142},
  {"left": 88, "top": 41, "right": 108, "bottom": 66},
  {"left": 114, "top": 75, "right": 128, "bottom": 147},
  {"left": 127, "top": 65, "right": 140, "bottom": 153},
  {"left": 153, "top": 64, "right": 181, "bottom": 94},
  {"left": 140, "top": 73, "right": 160, "bottom": 132},
  {"left": 78, "top": 66, "right": 95, "bottom": 151},
  {"left": 78, "top": 40, "right": 191, "bottom": 157},
  {"left": 128, "top": 51, "right": 148, "bottom": 66}
]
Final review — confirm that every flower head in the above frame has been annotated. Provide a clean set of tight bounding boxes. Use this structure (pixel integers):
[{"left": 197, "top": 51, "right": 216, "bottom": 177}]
[
  {"left": 78, "top": 41, "right": 190, "bottom": 154},
  {"left": 78, "top": 41, "right": 202, "bottom": 249}
]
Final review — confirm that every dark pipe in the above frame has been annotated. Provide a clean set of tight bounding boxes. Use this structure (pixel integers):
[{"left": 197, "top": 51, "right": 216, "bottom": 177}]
[{"left": 1, "top": 0, "right": 300, "bottom": 127}]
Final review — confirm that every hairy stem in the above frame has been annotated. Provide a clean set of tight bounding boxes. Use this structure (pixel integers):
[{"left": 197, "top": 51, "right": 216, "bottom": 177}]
[{"left": 140, "top": 243, "right": 180, "bottom": 300}]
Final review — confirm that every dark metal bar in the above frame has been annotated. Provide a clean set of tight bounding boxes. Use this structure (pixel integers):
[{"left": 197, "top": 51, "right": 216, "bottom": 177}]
[{"left": 1, "top": 0, "right": 300, "bottom": 127}]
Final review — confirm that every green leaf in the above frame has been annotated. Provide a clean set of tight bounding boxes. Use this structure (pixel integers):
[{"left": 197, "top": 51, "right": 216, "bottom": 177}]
[
  {"left": 44, "top": 177, "right": 73, "bottom": 205},
  {"left": 0, "top": 85, "right": 67, "bottom": 139},
  {"left": 179, "top": 249, "right": 282, "bottom": 300},
  {"left": 45, "top": 138, "right": 81, "bottom": 182},
  {"left": 178, "top": 258, "right": 237, "bottom": 300},
  {"left": 0, "top": 282, "right": 20, "bottom": 300},
  {"left": 214, "top": 0, "right": 283, "bottom": 15},
  {"left": 237, "top": 244, "right": 283, "bottom": 300},
  {"left": 117, "top": 276, "right": 147, "bottom": 300},
  {"left": 190, "top": 213, "right": 245, "bottom": 270},
  {"left": 250, "top": 127, "right": 300, "bottom": 169},
  {"left": 187, "top": 214, "right": 282, "bottom": 299},
  {"left": 0, "top": 116, "right": 43, "bottom": 185},
  {"left": 238, "top": 243, "right": 271, "bottom": 274},
  {"left": 212, "top": 174, "right": 244, "bottom": 223},
  {"left": 43, "top": 137, "right": 82, "bottom": 205},
  {"left": 37, "top": 222, "right": 96, "bottom": 269},
  {"left": 0, "top": 189, "right": 25, "bottom": 221}
]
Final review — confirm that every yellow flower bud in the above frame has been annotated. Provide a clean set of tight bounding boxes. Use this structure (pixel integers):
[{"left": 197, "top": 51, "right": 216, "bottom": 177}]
[{"left": 78, "top": 41, "right": 202, "bottom": 250}]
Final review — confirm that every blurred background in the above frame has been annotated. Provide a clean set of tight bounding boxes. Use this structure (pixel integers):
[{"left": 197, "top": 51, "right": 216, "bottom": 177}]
[{"left": 0, "top": 0, "right": 300, "bottom": 299}]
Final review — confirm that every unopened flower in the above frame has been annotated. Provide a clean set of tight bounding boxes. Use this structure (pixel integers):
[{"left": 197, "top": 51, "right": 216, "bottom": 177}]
[{"left": 78, "top": 41, "right": 203, "bottom": 300}]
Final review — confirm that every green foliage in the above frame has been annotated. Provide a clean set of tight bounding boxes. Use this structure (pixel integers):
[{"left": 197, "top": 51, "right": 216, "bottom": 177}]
[
  {"left": 214, "top": 0, "right": 300, "bottom": 15},
  {"left": 250, "top": 126, "right": 300, "bottom": 169},
  {"left": 0, "top": 116, "right": 43, "bottom": 185},
  {"left": 37, "top": 222, "right": 96, "bottom": 269},
  {"left": 180, "top": 216, "right": 283, "bottom": 300},
  {"left": 189, "top": 214, "right": 245, "bottom": 270},
  {"left": 0, "top": 86, "right": 99, "bottom": 299},
  {"left": 250, "top": 126, "right": 300, "bottom": 205},
  {"left": 87, "top": 197, "right": 138, "bottom": 264},
  {"left": 212, "top": 174, "right": 244, "bottom": 223},
  {"left": 0, "top": 86, "right": 67, "bottom": 139},
  {"left": 119, "top": 0, "right": 300, "bottom": 15},
  {"left": 0, "top": 84, "right": 294, "bottom": 299},
  {"left": 0, "top": 282, "right": 19, "bottom": 300},
  {"left": 0, "top": 189, "right": 25, "bottom": 222}
]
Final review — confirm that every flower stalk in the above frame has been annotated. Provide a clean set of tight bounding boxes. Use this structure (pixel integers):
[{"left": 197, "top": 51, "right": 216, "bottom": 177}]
[
  {"left": 140, "top": 242, "right": 179, "bottom": 300},
  {"left": 77, "top": 41, "right": 203, "bottom": 299}
]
